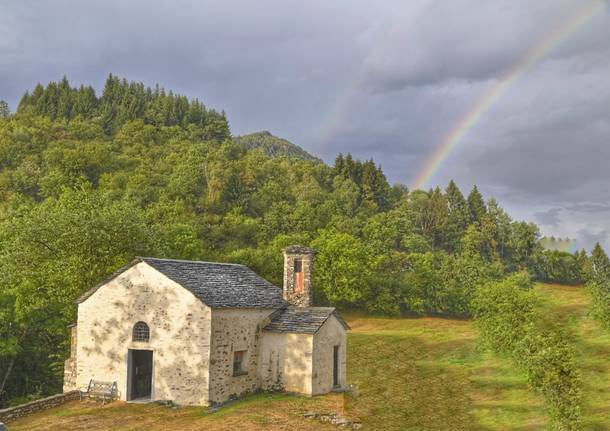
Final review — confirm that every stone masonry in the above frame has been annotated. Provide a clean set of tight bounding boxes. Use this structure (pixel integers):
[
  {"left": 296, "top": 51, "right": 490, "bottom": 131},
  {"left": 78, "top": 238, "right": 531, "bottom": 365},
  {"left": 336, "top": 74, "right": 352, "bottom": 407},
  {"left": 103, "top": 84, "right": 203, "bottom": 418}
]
[
  {"left": 283, "top": 246, "right": 315, "bottom": 307},
  {"left": 0, "top": 391, "right": 80, "bottom": 423},
  {"left": 63, "top": 324, "right": 78, "bottom": 392}
]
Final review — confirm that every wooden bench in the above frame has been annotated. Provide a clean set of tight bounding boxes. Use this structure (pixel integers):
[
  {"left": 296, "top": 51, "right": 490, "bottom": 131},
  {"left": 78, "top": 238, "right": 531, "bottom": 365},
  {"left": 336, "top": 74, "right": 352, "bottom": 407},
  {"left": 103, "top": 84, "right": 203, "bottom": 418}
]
[{"left": 80, "top": 380, "right": 118, "bottom": 404}]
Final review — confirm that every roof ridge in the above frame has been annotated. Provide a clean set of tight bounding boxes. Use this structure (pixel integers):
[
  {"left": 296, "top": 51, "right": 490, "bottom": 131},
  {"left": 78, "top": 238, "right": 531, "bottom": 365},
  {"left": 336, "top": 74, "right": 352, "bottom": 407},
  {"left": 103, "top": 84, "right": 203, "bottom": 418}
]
[
  {"left": 264, "top": 306, "right": 348, "bottom": 334},
  {"left": 138, "top": 256, "right": 245, "bottom": 267},
  {"left": 78, "top": 256, "right": 286, "bottom": 309}
]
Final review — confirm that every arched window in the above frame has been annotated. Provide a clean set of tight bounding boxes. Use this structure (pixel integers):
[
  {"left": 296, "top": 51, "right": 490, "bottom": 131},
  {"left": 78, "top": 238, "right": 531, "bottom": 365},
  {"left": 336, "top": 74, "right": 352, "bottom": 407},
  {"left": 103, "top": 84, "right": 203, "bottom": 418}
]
[{"left": 132, "top": 321, "right": 150, "bottom": 342}]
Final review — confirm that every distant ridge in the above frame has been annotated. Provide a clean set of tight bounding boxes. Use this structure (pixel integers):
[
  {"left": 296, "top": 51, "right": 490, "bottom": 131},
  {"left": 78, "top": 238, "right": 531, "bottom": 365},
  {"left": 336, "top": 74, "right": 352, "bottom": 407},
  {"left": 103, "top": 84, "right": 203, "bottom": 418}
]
[{"left": 233, "top": 131, "right": 322, "bottom": 163}]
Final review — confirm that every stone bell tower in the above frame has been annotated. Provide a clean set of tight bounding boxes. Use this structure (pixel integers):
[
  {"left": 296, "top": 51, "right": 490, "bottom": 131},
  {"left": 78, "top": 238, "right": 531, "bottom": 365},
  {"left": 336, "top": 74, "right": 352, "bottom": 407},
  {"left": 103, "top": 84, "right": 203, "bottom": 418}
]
[{"left": 283, "top": 246, "right": 315, "bottom": 307}]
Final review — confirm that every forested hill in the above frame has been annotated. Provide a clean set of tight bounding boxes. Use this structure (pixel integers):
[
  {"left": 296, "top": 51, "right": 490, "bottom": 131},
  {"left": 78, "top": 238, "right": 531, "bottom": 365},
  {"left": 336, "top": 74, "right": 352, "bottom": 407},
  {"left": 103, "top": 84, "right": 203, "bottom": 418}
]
[
  {"left": 0, "top": 75, "right": 599, "bottom": 405},
  {"left": 16, "top": 74, "right": 230, "bottom": 138},
  {"left": 234, "top": 131, "right": 322, "bottom": 162}
]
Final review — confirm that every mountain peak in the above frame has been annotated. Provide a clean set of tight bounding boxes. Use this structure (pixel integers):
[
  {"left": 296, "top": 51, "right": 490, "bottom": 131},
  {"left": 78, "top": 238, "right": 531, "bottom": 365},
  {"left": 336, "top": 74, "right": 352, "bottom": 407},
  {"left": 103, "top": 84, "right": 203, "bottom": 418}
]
[{"left": 233, "top": 131, "right": 322, "bottom": 163}]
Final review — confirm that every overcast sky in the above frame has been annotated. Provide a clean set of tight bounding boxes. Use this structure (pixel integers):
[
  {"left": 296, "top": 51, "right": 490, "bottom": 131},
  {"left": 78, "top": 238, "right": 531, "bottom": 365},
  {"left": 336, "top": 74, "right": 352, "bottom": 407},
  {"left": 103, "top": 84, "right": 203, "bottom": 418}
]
[{"left": 2, "top": 0, "right": 610, "bottom": 250}]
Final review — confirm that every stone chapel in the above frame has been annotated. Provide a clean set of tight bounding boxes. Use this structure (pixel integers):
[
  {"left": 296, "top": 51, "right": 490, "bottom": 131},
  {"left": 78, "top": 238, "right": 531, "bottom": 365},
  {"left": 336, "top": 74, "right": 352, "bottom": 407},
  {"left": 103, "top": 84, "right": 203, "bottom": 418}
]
[{"left": 63, "top": 246, "right": 349, "bottom": 405}]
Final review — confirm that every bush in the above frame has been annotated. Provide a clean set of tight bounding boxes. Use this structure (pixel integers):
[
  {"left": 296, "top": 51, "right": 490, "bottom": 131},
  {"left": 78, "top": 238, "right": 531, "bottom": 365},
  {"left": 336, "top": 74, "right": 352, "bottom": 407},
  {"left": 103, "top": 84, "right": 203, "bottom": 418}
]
[
  {"left": 529, "top": 250, "right": 583, "bottom": 285},
  {"left": 473, "top": 273, "right": 581, "bottom": 430},
  {"left": 472, "top": 272, "right": 537, "bottom": 354},
  {"left": 587, "top": 278, "right": 610, "bottom": 330},
  {"left": 517, "top": 327, "right": 581, "bottom": 430}
]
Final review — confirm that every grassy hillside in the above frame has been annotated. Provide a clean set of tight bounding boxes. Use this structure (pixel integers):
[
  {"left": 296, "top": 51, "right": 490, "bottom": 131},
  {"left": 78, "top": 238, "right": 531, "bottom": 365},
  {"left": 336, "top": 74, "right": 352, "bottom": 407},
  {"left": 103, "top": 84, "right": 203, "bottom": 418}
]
[
  {"left": 346, "top": 314, "right": 544, "bottom": 430},
  {"left": 536, "top": 284, "right": 610, "bottom": 430},
  {"left": 9, "top": 284, "right": 610, "bottom": 430}
]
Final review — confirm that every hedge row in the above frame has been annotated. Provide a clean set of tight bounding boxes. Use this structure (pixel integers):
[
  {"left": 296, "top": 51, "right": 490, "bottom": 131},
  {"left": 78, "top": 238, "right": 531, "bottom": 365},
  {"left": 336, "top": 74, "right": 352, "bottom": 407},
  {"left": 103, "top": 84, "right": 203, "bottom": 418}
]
[
  {"left": 472, "top": 273, "right": 581, "bottom": 431},
  {"left": 587, "top": 278, "right": 610, "bottom": 330}
]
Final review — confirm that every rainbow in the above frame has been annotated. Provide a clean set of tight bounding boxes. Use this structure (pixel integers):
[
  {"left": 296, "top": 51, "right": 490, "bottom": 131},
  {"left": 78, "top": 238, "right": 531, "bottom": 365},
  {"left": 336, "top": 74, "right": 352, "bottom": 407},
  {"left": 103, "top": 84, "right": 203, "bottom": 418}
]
[
  {"left": 315, "top": 2, "right": 432, "bottom": 149},
  {"left": 540, "top": 237, "right": 579, "bottom": 254},
  {"left": 412, "top": 0, "right": 604, "bottom": 190}
]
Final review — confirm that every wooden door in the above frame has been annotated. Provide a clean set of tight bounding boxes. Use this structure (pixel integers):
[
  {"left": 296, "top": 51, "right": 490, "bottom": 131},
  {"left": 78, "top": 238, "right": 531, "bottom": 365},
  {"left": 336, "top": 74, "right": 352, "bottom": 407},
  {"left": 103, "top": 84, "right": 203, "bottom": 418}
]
[
  {"left": 333, "top": 345, "right": 339, "bottom": 387},
  {"left": 129, "top": 350, "right": 153, "bottom": 399}
]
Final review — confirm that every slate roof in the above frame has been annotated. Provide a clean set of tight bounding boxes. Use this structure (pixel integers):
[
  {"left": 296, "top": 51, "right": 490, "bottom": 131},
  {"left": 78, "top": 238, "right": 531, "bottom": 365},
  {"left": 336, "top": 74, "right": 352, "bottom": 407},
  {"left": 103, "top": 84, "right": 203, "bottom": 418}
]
[
  {"left": 76, "top": 257, "right": 287, "bottom": 309},
  {"left": 264, "top": 307, "right": 350, "bottom": 334}
]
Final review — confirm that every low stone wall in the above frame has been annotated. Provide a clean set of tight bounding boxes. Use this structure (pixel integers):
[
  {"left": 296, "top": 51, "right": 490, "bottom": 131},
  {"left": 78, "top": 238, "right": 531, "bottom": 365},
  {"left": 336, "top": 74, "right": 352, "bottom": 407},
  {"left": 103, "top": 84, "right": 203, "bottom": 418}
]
[{"left": 0, "top": 391, "right": 80, "bottom": 423}]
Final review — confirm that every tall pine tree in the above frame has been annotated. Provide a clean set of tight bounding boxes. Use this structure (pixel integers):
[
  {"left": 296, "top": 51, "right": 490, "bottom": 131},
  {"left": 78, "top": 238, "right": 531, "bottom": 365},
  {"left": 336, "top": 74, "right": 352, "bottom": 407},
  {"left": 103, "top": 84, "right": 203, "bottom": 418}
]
[
  {"left": 591, "top": 242, "right": 610, "bottom": 281},
  {"left": 444, "top": 180, "right": 470, "bottom": 250},
  {"left": 576, "top": 249, "right": 592, "bottom": 282},
  {"left": 467, "top": 185, "right": 487, "bottom": 224},
  {"left": 0, "top": 100, "right": 9, "bottom": 118}
]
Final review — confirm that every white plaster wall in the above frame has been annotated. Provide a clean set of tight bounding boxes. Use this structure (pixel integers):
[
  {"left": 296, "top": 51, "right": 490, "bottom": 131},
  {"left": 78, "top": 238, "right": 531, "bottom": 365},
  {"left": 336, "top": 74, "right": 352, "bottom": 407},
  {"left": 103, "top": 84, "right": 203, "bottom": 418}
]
[
  {"left": 312, "top": 316, "right": 347, "bottom": 395},
  {"left": 75, "top": 262, "right": 212, "bottom": 405},
  {"left": 208, "top": 308, "right": 274, "bottom": 404},
  {"left": 259, "top": 332, "right": 313, "bottom": 394}
]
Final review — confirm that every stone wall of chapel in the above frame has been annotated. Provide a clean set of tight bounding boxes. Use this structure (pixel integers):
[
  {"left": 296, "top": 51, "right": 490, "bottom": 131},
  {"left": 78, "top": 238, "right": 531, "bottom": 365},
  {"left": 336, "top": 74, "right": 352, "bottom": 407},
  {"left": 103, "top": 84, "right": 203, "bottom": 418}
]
[
  {"left": 75, "top": 262, "right": 212, "bottom": 405},
  {"left": 259, "top": 332, "right": 313, "bottom": 394},
  {"left": 208, "top": 308, "right": 274, "bottom": 404},
  {"left": 312, "top": 316, "right": 347, "bottom": 395},
  {"left": 62, "top": 325, "right": 78, "bottom": 392}
]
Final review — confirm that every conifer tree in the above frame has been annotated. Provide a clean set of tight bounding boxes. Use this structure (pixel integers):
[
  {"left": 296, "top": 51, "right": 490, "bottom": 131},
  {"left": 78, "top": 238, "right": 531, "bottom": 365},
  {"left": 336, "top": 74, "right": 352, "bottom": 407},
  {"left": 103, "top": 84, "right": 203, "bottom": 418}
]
[
  {"left": 57, "top": 76, "right": 74, "bottom": 118},
  {"left": 14, "top": 74, "right": 229, "bottom": 139},
  {"left": 0, "top": 100, "right": 9, "bottom": 118},
  {"left": 576, "top": 249, "right": 593, "bottom": 282},
  {"left": 334, "top": 154, "right": 345, "bottom": 176},
  {"left": 444, "top": 180, "right": 470, "bottom": 250},
  {"left": 343, "top": 153, "right": 360, "bottom": 184},
  {"left": 31, "top": 83, "right": 45, "bottom": 103},
  {"left": 429, "top": 186, "right": 450, "bottom": 249},
  {"left": 467, "top": 185, "right": 487, "bottom": 224},
  {"left": 72, "top": 85, "right": 97, "bottom": 117},
  {"left": 591, "top": 242, "right": 610, "bottom": 281}
]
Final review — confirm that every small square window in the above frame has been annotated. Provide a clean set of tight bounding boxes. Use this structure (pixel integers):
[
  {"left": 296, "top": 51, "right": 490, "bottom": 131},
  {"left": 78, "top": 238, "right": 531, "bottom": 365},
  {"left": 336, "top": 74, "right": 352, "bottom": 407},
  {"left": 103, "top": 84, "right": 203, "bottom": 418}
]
[
  {"left": 294, "top": 259, "right": 303, "bottom": 273},
  {"left": 233, "top": 350, "right": 247, "bottom": 376}
]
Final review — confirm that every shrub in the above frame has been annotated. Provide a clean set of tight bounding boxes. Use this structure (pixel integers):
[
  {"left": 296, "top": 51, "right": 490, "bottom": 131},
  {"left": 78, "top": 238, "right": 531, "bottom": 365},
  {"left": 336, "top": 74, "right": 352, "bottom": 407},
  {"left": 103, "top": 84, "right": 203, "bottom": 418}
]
[
  {"left": 587, "top": 278, "right": 610, "bottom": 330},
  {"left": 517, "top": 327, "right": 581, "bottom": 430},
  {"left": 473, "top": 273, "right": 581, "bottom": 430},
  {"left": 472, "top": 272, "right": 537, "bottom": 354}
]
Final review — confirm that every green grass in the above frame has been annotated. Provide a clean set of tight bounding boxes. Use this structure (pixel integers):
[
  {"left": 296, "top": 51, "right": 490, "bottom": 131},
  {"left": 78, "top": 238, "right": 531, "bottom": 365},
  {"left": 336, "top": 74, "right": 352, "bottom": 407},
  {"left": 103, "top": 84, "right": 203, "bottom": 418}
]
[
  {"left": 345, "top": 314, "right": 545, "bottom": 430},
  {"left": 535, "top": 284, "right": 610, "bottom": 430},
  {"left": 9, "top": 283, "right": 610, "bottom": 430},
  {"left": 345, "top": 284, "right": 610, "bottom": 430}
]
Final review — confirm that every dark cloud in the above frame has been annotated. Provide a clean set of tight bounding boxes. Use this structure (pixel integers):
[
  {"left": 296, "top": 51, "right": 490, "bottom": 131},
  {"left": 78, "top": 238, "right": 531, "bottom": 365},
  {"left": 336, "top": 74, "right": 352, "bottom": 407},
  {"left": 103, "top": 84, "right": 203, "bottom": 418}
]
[
  {"left": 535, "top": 208, "right": 563, "bottom": 227},
  {"left": 565, "top": 203, "right": 610, "bottom": 213},
  {"left": 360, "top": 0, "right": 607, "bottom": 92},
  {"left": 1, "top": 0, "right": 610, "bottom": 249},
  {"left": 577, "top": 228, "right": 609, "bottom": 250}
]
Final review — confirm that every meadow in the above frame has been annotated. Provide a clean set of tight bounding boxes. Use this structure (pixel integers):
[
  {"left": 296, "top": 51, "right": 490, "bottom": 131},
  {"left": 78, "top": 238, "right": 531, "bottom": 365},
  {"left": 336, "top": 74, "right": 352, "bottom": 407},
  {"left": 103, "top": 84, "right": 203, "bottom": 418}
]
[{"left": 9, "top": 283, "right": 610, "bottom": 431}]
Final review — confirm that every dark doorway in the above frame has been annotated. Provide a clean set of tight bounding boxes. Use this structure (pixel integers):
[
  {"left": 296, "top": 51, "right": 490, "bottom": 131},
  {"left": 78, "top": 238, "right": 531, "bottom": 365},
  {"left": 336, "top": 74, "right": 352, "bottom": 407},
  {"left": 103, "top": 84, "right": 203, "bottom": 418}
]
[
  {"left": 128, "top": 349, "right": 153, "bottom": 400},
  {"left": 333, "top": 345, "right": 340, "bottom": 388}
]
